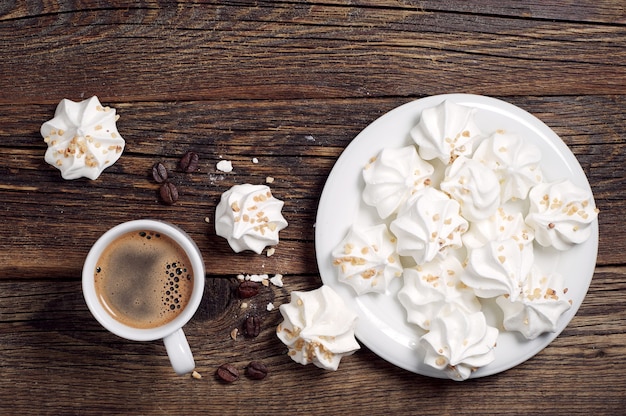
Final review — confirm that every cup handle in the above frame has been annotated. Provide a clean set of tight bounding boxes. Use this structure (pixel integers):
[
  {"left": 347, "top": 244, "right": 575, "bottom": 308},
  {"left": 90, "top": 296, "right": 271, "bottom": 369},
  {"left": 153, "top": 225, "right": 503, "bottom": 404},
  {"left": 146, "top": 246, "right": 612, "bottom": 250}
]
[{"left": 163, "top": 328, "right": 195, "bottom": 375}]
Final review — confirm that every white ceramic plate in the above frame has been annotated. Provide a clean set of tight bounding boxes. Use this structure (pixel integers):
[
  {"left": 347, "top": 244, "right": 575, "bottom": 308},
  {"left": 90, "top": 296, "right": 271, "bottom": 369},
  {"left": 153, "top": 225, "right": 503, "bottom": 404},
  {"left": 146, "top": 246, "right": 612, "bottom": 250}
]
[{"left": 315, "top": 94, "right": 599, "bottom": 379}]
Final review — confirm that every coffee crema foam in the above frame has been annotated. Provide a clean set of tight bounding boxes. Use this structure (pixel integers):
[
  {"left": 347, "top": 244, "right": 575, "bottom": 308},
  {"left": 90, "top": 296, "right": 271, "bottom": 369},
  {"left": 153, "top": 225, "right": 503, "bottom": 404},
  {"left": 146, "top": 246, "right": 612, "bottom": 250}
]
[{"left": 94, "top": 230, "right": 194, "bottom": 329}]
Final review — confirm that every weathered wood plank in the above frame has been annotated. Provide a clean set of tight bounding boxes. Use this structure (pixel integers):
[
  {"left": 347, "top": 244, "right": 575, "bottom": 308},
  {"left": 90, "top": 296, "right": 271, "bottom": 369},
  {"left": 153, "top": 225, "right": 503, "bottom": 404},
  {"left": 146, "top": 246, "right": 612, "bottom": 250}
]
[
  {"left": 0, "top": 269, "right": 624, "bottom": 414},
  {"left": 0, "top": 2, "right": 624, "bottom": 104}
]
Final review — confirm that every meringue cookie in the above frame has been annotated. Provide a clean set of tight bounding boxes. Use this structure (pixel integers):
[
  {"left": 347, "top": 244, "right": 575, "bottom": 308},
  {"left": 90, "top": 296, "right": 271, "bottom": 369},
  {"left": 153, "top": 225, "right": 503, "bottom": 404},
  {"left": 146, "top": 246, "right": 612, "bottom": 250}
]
[
  {"left": 462, "top": 206, "right": 535, "bottom": 250},
  {"left": 496, "top": 267, "right": 572, "bottom": 340},
  {"left": 473, "top": 131, "right": 543, "bottom": 202},
  {"left": 525, "top": 179, "right": 599, "bottom": 250},
  {"left": 276, "top": 285, "right": 360, "bottom": 371},
  {"left": 362, "top": 145, "right": 435, "bottom": 219},
  {"left": 398, "top": 256, "right": 481, "bottom": 330},
  {"left": 420, "top": 304, "right": 498, "bottom": 381},
  {"left": 440, "top": 156, "right": 501, "bottom": 222},
  {"left": 332, "top": 224, "right": 403, "bottom": 295},
  {"left": 215, "top": 184, "right": 288, "bottom": 254},
  {"left": 464, "top": 238, "right": 534, "bottom": 301},
  {"left": 410, "top": 100, "right": 482, "bottom": 164},
  {"left": 41, "top": 96, "right": 125, "bottom": 180},
  {"left": 390, "top": 188, "right": 468, "bottom": 265}
]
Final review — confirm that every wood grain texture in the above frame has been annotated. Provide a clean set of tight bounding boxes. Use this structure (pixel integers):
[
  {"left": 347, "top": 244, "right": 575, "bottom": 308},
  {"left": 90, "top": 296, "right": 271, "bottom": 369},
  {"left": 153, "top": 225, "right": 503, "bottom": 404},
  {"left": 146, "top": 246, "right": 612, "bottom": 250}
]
[{"left": 0, "top": 1, "right": 625, "bottom": 415}]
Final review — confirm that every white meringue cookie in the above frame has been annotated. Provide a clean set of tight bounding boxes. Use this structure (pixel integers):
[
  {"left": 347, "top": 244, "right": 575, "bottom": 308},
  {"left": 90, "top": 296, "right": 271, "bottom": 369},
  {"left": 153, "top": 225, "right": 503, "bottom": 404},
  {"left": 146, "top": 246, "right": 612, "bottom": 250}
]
[
  {"left": 362, "top": 145, "right": 435, "bottom": 219},
  {"left": 41, "top": 96, "right": 125, "bottom": 180},
  {"left": 440, "top": 156, "right": 501, "bottom": 222},
  {"left": 410, "top": 100, "right": 482, "bottom": 164},
  {"left": 420, "top": 304, "right": 498, "bottom": 381},
  {"left": 462, "top": 206, "right": 535, "bottom": 250},
  {"left": 215, "top": 184, "right": 288, "bottom": 254},
  {"left": 390, "top": 188, "right": 468, "bottom": 265},
  {"left": 473, "top": 131, "right": 543, "bottom": 202},
  {"left": 398, "top": 256, "right": 481, "bottom": 330},
  {"left": 496, "top": 267, "right": 572, "bottom": 339},
  {"left": 464, "top": 238, "right": 534, "bottom": 301},
  {"left": 276, "top": 285, "right": 360, "bottom": 371},
  {"left": 332, "top": 224, "right": 403, "bottom": 295},
  {"left": 525, "top": 179, "right": 598, "bottom": 250}
]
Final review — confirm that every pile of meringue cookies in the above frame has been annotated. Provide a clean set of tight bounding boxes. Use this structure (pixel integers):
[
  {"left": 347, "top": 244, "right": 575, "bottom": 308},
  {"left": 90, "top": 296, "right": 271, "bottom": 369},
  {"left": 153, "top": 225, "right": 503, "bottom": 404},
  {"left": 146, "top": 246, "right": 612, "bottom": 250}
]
[
  {"left": 41, "top": 96, "right": 599, "bottom": 381},
  {"left": 330, "top": 100, "right": 599, "bottom": 380}
]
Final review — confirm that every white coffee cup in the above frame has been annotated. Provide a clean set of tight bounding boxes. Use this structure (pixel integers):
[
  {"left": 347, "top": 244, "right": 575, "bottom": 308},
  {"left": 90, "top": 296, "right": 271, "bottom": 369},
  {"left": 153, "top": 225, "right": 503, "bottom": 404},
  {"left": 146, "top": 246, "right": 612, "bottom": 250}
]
[{"left": 82, "top": 220, "right": 205, "bottom": 375}]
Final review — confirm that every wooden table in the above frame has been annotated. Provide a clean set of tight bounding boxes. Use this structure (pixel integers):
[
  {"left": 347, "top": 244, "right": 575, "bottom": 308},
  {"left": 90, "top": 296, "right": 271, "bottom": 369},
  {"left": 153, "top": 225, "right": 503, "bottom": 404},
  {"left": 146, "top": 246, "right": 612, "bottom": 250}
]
[{"left": 1, "top": 1, "right": 625, "bottom": 414}]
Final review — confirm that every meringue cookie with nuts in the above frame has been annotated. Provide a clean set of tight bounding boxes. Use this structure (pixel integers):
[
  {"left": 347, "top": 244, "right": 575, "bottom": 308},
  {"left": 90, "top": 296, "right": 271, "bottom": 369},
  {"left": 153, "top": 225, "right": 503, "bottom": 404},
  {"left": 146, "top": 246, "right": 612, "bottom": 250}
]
[
  {"left": 463, "top": 238, "right": 534, "bottom": 301},
  {"left": 41, "top": 96, "right": 125, "bottom": 180},
  {"left": 215, "top": 184, "right": 288, "bottom": 254},
  {"left": 472, "top": 130, "right": 543, "bottom": 202},
  {"left": 440, "top": 156, "right": 501, "bottom": 223},
  {"left": 332, "top": 224, "right": 403, "bottom": 295},
  {"left": 362, "top": 145, "right": 435, "bottom": 219},
  {"left": 525, "top": 179, "right": 598, "bottom": 251},
  {"left": 390, "top": 187, "right": 468, "bottom": 265},
  {"left": 410, "top": 100, "right": 482, "bottom": 164},
  {"left": 398, "top": 255, "right": 481, "bottom": 331},
  {"left": 276, "top": 285, "right": 360, "bottom": 371},
  {"left": 496, "top": 267, "right": 572, "bottom": 340},
  {"left": 420, "top": 304, "right": 498, "bottom": 381}
]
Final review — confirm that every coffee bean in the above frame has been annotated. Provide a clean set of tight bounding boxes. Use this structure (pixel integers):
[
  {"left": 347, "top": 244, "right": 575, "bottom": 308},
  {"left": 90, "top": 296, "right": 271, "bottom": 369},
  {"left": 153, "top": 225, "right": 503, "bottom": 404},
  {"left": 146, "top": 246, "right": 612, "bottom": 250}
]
[
  {"left": 237, "top": 281, "right": 259, "bottom": 299},
  {"left": 151, "top": 162, "right": 168, "bottom": 183},
  {"left": 159, "top": 182, "right": 179, "bottom": 205},
  {"left": 245, "top": 361, "right": 268, "bottom": 380},
  {"left": 216, "top": 363, "right": 239, "bottom": 383},
  {"left": 179, "top": 151, "right": 199, "bottom": 173},
  {"left": 244, "top": 315, "right": 261, "bottom": 338}
]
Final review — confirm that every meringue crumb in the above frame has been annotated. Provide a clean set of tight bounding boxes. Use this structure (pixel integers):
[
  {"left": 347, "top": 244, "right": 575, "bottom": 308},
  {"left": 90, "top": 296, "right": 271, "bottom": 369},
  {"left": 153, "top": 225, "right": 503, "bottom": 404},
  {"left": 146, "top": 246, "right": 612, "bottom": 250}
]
[
  {"left": 216, "top": 160, "right": 233, "bottom": 172},
  {"left": 266, "top": 176, "right": 275, "bottom": 184},
  {"left": 266, "top": 247, "right": 276, "bottom": 257},
  {"left": 241, "top": 302, "right": 248, "bottom": 309},
  {"left": 252, "top": 157, "right": 259, "bottom": 164},
  {"left": 270, "top": 274, "right": 284, "bottom": 287},
  {"left": 204, "top": 216, "right": 210, "bottom": 223},
  {"left": 266, "top": 302, "right": 275, "bottom": 311},
  {"left": 191, "top": 371, "right": 202, "bottom": 379},
  {"left": 230, "top": 328, "right": 239, "bottom": 340}
]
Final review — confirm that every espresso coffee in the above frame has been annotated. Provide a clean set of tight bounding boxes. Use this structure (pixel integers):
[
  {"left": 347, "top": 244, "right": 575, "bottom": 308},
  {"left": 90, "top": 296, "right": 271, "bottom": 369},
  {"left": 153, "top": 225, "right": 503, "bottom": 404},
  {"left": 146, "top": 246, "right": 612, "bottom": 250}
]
[{"left": 94, "top": 230, "right": 194, "bottom": 329}]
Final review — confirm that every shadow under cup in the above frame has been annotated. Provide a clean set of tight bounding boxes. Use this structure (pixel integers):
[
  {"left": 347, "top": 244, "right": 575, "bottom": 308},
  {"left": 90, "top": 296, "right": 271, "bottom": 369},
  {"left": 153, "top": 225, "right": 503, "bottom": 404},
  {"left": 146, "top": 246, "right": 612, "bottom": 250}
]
[{"left": 82, "top": 220, "right": 205, "bottom": 374}]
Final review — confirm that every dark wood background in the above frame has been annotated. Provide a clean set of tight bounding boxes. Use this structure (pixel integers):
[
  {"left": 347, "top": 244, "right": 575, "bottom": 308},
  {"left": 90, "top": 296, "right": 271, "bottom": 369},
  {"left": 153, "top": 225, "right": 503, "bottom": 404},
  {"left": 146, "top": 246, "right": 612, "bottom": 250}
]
[{"left": 1, "top": 1, "right": 625, "bottom": 414}]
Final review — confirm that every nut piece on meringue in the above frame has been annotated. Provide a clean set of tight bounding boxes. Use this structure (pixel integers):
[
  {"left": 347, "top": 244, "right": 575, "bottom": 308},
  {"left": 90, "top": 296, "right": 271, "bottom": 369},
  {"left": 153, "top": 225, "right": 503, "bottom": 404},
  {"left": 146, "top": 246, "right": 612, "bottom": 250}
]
[
  {"left": 496, "top": 267, "right": 572, "bottom": 340},
  {"left": 41, "top": 96, "right": 125, "bottom": 180},
  {"left": 276, "top": 285, "right": 360, "bottom": 371},
  {"left": 215, "top": 184, "right": 288, "bottom": 254},
  {"left": 440, "top": 156, "right": 501, "bottom": 222},
  {"left": 398, "top": 256, "right": 481, "bottom": 331},
  {"left": 362, "top": 145, "right": 435, "bottom": 219},
  {"left": 525, "top": 179, "right": 599, "bottom": 251},
  {"left": 390, "top": 188, "right": 468, "bottom": 265},
  {"left": 420, "top": 304, "right": 498, "bottom": 381},
  {"left": 332, "top": 224, "right": 403, "bottom": 295},
  {"left": 410, "top": 100, "right": 482, "bottom": 164},
  {"left": 472, "top": 130, "right": 543, "bottom": 202}
]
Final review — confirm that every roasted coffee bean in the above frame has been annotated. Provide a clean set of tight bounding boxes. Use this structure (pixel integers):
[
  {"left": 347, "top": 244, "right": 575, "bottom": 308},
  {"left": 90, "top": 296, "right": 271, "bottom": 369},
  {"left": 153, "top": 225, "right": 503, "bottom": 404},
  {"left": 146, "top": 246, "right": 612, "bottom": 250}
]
[
  {"left": 245, "top": 361, "right": 268, "bottom": 380},
  {"left": 151, "top": 162, "right": 168, "bottom": 183},
  {"left": 179, "top": 151, "right": 199, "bottom": 173},
  {"left": 244, "top": 315, "right": 261, "bottom": 338},
  {"left": 159, "top": 182, "right": 179, "bottom": 205},
  {"left": 237, "top": 281, "right": 260, "bottom": 299},
  {"left": 216, "top": 363, "right": 239, "bottom": 383}
]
